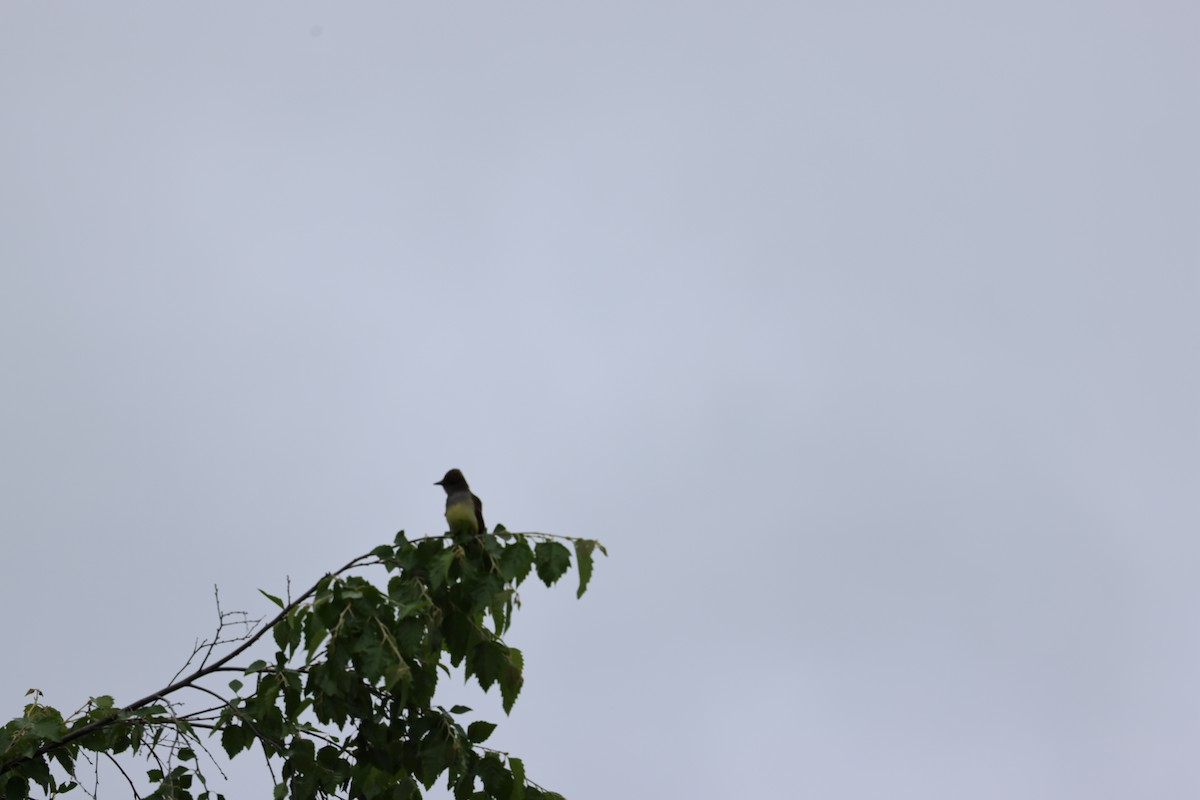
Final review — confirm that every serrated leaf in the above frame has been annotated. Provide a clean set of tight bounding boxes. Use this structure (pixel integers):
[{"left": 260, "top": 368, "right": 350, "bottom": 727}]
[
  {"left": 220, "top": 725, "right": 251, "bottom": 758},
  {"left": 27, "top": 716, "right": 67, "bottom": 742},
  {"left": 501, "top": 648, "right": 524, "bottom": 714},
  {"left": 384, "top": 659, "right": 412, "bottom": 691},
  {"left": 304, "top": 614, "right": 329, "bottom": 665},
  {"left": 509, "top": 757, "right": 526, "bottom": 800},
  {"left": 258, "top": 589, "right": 285, "bottom": 609},
  {"left": 429, "top": 548, "right": 456, "bottom": 590},
  {"left": 24, "top": 757, "right": 51, "bottom": 789},
  {"left": 418, "top": 739, "right": 449, "bottom": 789},
  {"left": 499, "top": 541, "right": 534, "bottom": 583},
  {"left": 467, "top": 721, "right": 497, "bottom": 744},
  {"left": 533, "top": 542, "right": 571, "bottom": 587},
  {"left": 388, "top": 575, "right": 415, "bottom": 602},
  {"left": 272, "top": 614, "right": 291, "bottom": 651},
  {"left": 477, "top": 754, "right": 508, "bottom": 795},
  {"left": 573, "top": 540, "right": 596, "bottom": 598},
  {"left": 49, "top": 745, "right": 75, "bottom": 774},
  {"left": 472, "top": 642, "right": 505, "bottom": 692}
]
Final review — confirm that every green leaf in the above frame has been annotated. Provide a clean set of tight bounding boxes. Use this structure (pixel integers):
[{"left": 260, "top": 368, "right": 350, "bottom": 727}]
[
  {"left": 509, "top": 757, "right": 526, "bottom": 800},
  {"left": 273, "top": 783, "right": 287, "bottom": 800},
  {"left": 476, "top": 754, "right": 508, "bottom": 796},
  {"left": 387, "top": 574, "right": 420, "bottom": 604},
  {"left": 429, "top": 548, "right": 456, "bottom": 590},
  {"left": 471, "top": 642, "right": 506, "bottom": 692},
  {"left": 488, "top": 592, "right": 513, "bottom": 637},
  {"left": 418, "top": 738, "right": 450, "bottom": 789},
  {"left": 273, "top": 614, "right": 292, "bottom": 651},
  {"left": 220, "top": 724, "right": 252, "bottom": 758},
  {"left": 26, "top": 714, "right": 67, "bottom": 742},
  {"left": 499, "top": 540, "right": 534, "bottom": 583},
  {"left": 228, "top": 679, "right": 244, "bottom": 693},
  {"left": 49, "top": 744, "right": 75, "bottom": 775},
  {"left": 4, "top": 775, "right": 31, "bottom": 800},
  {"left": 24, "top": 756, "right": 51, "bottom": 790},
  {"left": 466, "top": 721, "right": 496, "bottom": 744},
  {"left": 533, "top": 542, "right": 571, "bottom": 587},
  {"left": 574, "top": 539, "right": 596, "bottom": 598},
  {"left": 178, "top": 747, "right": 196, "bottom": 761},
  {"left": 453, "top": 770, "right": 475, "bottom": 800},
  {"left": 259, "top": 589, "right": 285, "bottom": 609},
  {"left": 449, "top": 705, "right": 472, "bottom": 714},
  {"left": 304, "top": 613, "right": 330, "bottom": 664},
  {"left": 500, "top": 648, "right": 524, "bottom": 714},
  {"left": 384, "top": 659, "right": 412, "bottom": 691}
]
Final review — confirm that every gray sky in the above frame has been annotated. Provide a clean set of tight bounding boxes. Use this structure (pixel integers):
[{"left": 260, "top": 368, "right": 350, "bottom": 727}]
[{"left": 2, "top": 3, "right": 1198, "bottom": 798}]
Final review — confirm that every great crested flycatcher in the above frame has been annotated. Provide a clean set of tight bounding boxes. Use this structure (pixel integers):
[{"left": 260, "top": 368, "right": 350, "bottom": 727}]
[{"left": 435, "top": 468, "right": 486, "bottom": 536}]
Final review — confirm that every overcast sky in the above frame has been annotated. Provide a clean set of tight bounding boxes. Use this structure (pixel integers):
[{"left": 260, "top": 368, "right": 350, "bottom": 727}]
[{"left": 2, "top": 3, "right": 1198, "bottom": 799}]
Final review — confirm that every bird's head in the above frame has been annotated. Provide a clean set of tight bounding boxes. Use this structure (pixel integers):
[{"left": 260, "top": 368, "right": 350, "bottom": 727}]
[{"left": 435, "top": 469, "right": 470, "bottom": 492}]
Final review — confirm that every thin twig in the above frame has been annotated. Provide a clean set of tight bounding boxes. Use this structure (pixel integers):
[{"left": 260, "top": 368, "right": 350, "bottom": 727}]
[
  {"left": 186, "top": 721, "right": 230, "bottom": 782},
  {"left": 196, "top": 585, "right": 226, "bottom": 671},
  {"left": 5, "top": 551, "right": 376, "bottom": 771},
  {"left": 102, "top": 751, "right": 143, "bottom": 799}
]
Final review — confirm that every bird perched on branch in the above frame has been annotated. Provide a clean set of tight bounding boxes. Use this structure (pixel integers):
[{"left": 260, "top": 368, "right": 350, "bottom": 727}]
[{"left": 435, "top": 468, "right": 486, "bottom": 537}]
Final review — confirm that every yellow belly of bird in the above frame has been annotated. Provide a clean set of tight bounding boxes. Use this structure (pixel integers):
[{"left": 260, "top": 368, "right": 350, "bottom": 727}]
[{"left": 445, "top": 500, "right": 478, "bottom": 534}]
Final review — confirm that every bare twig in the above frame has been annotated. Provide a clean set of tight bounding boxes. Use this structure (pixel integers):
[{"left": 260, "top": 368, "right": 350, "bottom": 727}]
[
  {"left": 168, "top": 588, "right": 262, "bottom": 687},
  {"left": 186, "top": 723, "right": 230, "bottom": 782},
  {"left": 102, "top": 751, "right": 142, "bottom": 799},
  {"left": 5, "top": 551, "right": 378, "bottom": 771}
]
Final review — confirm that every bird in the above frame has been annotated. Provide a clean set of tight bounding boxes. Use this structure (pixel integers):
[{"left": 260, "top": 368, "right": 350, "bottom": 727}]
[{"left": 435, "top": 468, "right": 486, "bottom": 537}]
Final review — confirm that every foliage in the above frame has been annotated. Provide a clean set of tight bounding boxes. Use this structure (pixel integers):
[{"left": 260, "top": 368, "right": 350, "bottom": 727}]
[{"left": 0, "top": 528, "right": 604, "bottom": 800}]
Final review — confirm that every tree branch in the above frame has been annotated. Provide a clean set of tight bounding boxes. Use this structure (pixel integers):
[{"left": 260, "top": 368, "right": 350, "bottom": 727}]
[{"left": 3, "top": 550, "right": 377, "bottom": 772}]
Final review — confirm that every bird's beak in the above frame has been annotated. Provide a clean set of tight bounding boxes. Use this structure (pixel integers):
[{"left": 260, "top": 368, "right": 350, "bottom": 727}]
[{"left": 434, "top": 480, "right": 444, "bottom": 486}]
